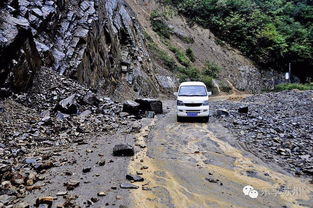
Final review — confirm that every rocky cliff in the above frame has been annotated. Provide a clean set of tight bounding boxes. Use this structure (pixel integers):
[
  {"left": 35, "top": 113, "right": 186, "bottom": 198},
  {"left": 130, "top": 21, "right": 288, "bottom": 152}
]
[{"left": 0, "top": 0, "right": 160, "bottom": 99}]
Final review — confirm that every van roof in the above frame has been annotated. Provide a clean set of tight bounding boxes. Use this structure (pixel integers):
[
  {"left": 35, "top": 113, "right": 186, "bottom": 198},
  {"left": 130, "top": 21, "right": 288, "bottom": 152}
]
[{"left": 179, "top": 81, "right": 206, "bottom": 87}]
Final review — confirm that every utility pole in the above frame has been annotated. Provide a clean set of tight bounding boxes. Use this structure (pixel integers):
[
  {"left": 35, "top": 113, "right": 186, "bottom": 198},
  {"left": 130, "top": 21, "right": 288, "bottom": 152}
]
[{"left": 289, "top": 62, "right": 291, "bottom": 83}]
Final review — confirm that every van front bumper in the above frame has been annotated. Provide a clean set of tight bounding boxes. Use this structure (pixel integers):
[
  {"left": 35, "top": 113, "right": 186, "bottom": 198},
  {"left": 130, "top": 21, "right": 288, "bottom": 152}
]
[{"left": 177, "top": 106, "right": 210, "bottom": 117}]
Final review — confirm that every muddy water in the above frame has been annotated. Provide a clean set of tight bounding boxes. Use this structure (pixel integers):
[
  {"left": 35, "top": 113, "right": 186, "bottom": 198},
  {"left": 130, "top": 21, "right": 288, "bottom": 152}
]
[{"left": 128, "top": 101, "right": 313, "bottom": 208}]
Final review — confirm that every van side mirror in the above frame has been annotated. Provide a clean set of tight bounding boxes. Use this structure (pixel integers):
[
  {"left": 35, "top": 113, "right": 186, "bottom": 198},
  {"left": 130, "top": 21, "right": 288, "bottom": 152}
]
[
  {"left": 207, "top": 91, "right": 212, "bottom": 96},
  {"left": 174, "top": 92, "right": 178, "bottom": 96}
]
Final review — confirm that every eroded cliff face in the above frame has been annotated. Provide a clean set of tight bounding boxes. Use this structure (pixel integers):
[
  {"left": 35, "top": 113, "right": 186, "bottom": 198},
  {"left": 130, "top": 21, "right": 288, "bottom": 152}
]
[{"left": 0, "top": 0, "right": 159, "bottom": 98}]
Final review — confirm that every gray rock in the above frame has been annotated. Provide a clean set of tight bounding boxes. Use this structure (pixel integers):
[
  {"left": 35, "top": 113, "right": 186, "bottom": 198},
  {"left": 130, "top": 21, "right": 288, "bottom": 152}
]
[
  {"left": 120, "top": 183, "right": 139, "bottom": 189},
  {"left": 55, "top": 94, "right": 78, "bottom": 114},
  {"left": 216, "top": 109, "right": 229, "bottom": 117},
  {"left": 126, "top": 174, "right": 144, "bottom": 182}
]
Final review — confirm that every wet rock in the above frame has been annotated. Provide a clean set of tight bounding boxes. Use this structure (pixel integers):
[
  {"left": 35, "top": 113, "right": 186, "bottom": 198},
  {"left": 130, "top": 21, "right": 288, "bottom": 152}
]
[
  {"left": 135, "top": 99, "right": 163, "bottom": 114},
  {"left": 238, "top": 106, "right": 248, "bottom": 113},
  {"left": 55, "top": 94, "right": 78, "bottom": 114},
  {"left": 126, "top": 174, "right": 144, "bottom": 182},
  {"left": 120, "top": 183, "right": 139, "bottom": 189},
  {"left": 113, "top": 144, "right": 134, "bottom": 156},
  {"left": 123, "top": 100, "right": 140, "bottom": 115}
]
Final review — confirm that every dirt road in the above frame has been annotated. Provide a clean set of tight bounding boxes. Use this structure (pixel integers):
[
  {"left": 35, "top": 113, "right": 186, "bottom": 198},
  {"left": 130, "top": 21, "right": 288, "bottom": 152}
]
[
  {"left": 128, "top": 101, "right": 313, "bottom": 208},
  {"left": 19, "top": 100, "right": 313, "bottom": 208}
]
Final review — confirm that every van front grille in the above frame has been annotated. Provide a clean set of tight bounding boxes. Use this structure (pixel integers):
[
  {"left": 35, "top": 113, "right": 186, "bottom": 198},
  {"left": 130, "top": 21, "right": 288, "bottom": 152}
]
[{"left": 184, "top": 103, "right": 202, "bottom": 107}]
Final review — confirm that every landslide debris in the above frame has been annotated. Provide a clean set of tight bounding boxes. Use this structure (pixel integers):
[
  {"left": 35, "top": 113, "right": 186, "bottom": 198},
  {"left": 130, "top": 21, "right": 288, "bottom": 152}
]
[{"left": 211, "top": 90, "right": 313, "bottom": 177}]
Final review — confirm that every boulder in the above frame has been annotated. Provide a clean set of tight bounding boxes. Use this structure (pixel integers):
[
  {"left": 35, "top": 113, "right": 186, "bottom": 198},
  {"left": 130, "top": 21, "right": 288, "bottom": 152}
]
[
  {"left": 122, "top": 100, "right": 140, "bottom": 115},
  {"left": 238, "top": 106, "right": 249, "bottom": 113},
  {"left": 113, "top": 144, "right": 134, "bottom": 156},
  {"left": 55, "top": 94, "right": 78, "bottom": 114},
  {"left": 82, "top": 92, "right": 100, "bottom": 106},
  {"left": 135, "top": 98, "right": 163, "bottom": 114}
]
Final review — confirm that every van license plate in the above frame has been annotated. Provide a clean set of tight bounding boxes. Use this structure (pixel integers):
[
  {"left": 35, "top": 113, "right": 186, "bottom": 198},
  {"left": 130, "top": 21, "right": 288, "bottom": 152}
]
[{"left": 187, "top": 112, "right": 198, "bottom": 117}]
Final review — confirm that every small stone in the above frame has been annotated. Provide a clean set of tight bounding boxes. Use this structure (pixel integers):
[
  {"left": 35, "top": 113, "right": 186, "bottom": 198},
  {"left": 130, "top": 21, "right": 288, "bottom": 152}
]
[
  {"left": 126, "top": 174, "right": 144, "bottom": 182},
  {"left": 82, "top": 167, "right": 92, "bottom": 173},
  {"left": 64, "top": 180, "right": 80, "bottom": 190},
  {"left": 56, "top": 191, "right": 68, "bottom": 196},
  {"left": 97, "top": 192, "right": 106, "bottom": 196},
  {"left": 98, "top": 160, "right": 106, "bottom": 166},
  {"left": 120, "top": 183, "right": 139, "bottom": 189}
]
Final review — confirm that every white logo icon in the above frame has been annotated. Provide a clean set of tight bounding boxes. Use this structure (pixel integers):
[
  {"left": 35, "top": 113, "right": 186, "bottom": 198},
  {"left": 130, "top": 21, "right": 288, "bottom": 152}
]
[{"left": 243, "top": 185, "right": 259, "bottom": 199}]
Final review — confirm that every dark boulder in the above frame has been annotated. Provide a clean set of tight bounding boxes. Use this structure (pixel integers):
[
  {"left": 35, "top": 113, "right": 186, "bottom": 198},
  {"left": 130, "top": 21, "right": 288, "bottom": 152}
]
[
  {"left": 238, "top": 106, "right": 249, "bottom": 114},
  {"left": 113, "top": 144, "right": 134, "bottom": 156},
  {"left": 55, "top": 94, "right": 78, "bottom": 114},
  {"left": 135, "top": 98, "right": 163, "bottom": 114},
  {"left": 122, "top": 100, "right": 140, "bottom": 115}
]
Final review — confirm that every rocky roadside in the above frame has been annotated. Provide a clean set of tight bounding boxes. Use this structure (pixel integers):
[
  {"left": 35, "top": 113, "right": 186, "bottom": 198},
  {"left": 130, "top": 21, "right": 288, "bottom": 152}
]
[
  {"left": 0, "top": 68, "right": 162, "bottom": 208},
  {"left": 210, "top": 90, "right": 313, "bottom": 179}
]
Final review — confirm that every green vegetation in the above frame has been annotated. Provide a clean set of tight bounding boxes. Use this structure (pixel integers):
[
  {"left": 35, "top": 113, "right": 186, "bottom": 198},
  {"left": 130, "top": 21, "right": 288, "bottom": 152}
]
[
  {"left": 163, "top": 0, "right": 313, "bottom": 80},
  {"left": 147, "top": 41, "right": 177, "bottom": 71},
  {"left": 274, "top": 83, "right": 313, "bottom": 91},
  {"left": 203, "top": 61, "right": 220, "bottom": 78},
  {"left": 169, "top": 45, "right": 191, "bottom": 67},
  {"left": 186, "top": 48, "right": 196, "bottom": 62},
  {"left": 150, "top": 10, "right": 172, "bottom": 39}
]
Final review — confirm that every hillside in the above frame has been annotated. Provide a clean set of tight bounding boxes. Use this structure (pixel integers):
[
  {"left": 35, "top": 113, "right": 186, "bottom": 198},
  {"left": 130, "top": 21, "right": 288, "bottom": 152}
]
[
  {"left": 163, "top": 0, "right": 313, "bottom": 82},
  {"left": 126, "top": 0, "right": 286, "bottom": 93}
]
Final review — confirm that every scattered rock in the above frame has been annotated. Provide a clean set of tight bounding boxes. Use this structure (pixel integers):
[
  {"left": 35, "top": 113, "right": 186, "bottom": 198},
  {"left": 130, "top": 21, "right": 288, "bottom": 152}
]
[
  {"left": 55, "top": 94, "right": 78, "bottom": 114},
  {"left": 123, "top": 101, "right": 140, "bottom": 115},
  {"left": 238, "top": 106, "right": 249, "bottom": 113},
  {"left": 216, "top": 109, "right": 229, "bottom": 117},
  {"left": 113, "top": 144, "right": 134, "bottom": 156},
  {"left": 120, "top": 183, "right": 139, "bottom": 189},
  {"left": 64, "top": 180, "right": 80, "bottom": 190},
  {"left": 126, "top": 174, "right": 144, "bottom": 182},
  {"left": 82, "top": 167, "right": 92, "bottom": 173},
  {"left": 97, "top": 192, "right": 106, "bottom": 197},
  {"left": 135, "top": 99, "right": 163, "bottom": 114}
]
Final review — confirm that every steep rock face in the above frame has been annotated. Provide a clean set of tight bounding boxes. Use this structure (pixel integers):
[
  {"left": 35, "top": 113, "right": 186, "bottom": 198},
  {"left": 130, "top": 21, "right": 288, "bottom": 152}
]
[
  {"left": 0, "top": 11, "right": 41, "bottom": 94},
  {"left": 0, "top": 0, "right": 159, "bottom": 98}
]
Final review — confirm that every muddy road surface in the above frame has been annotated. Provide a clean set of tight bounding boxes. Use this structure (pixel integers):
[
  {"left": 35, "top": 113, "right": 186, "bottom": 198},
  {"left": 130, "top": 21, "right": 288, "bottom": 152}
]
[
  {"left": 18, "top": 100, "right": 313, "bottom": 208},
  {"left": 128, "top": 101, "right": 313, "bottom": 208}
]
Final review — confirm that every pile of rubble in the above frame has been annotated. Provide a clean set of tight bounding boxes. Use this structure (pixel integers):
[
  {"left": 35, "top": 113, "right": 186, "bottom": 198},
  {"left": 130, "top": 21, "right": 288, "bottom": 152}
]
[
  {"left": 0, "top": 68, "right": 162, "bottom": 207},
  {"left": 211, "top": 90, "right": 313, "bottom": 178}
]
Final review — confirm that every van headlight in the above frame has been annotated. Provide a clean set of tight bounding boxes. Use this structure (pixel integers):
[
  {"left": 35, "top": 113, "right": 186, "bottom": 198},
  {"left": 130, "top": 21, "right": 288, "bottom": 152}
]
[
  {"left": 177, "top": 100, "right": 184, "bottom": 106},
  {"left": 203, "top": 100, "right": 209, "bottom": 106}
]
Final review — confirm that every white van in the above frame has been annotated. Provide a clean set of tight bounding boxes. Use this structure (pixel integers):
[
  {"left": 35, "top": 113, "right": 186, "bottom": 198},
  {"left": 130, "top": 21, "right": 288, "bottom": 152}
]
[{"left": 176, "top": 82, "right": 211, "bottom": 122}]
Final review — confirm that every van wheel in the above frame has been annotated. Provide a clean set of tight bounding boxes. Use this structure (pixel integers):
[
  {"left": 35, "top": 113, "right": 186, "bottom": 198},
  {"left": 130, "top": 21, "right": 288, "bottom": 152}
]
[{"left": 177, "top": 116, "right": 183, "bottom": 122}]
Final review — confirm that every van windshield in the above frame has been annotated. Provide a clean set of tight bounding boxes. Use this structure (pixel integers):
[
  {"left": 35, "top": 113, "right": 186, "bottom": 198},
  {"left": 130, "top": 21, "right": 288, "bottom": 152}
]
[{"left": 178, "top": 85, "right": 207, "bottom": 96}]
